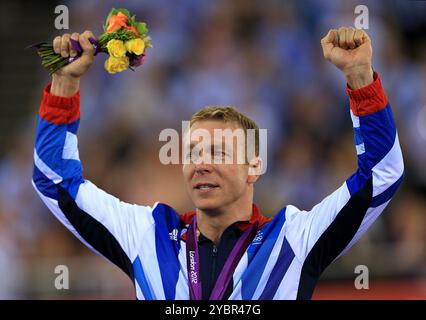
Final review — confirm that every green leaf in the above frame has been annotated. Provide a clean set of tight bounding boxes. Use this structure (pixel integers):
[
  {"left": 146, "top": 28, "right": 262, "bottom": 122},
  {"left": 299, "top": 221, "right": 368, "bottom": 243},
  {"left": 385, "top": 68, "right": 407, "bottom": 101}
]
[
  {"left": 127, "top": 15, "right": 136, "bottom": 27},
  {"left": 136, "top": 22, "right": 148, "bottom": 35},
  {"left": 117, "top": 8, "right": 130, "bottom": 18}
]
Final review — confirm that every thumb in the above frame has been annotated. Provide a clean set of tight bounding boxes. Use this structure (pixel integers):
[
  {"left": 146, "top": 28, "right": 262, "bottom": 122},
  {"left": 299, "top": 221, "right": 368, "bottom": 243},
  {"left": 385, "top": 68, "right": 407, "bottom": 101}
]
[{"left": 321, "top": 29, "right": 336, "bottom": 61}]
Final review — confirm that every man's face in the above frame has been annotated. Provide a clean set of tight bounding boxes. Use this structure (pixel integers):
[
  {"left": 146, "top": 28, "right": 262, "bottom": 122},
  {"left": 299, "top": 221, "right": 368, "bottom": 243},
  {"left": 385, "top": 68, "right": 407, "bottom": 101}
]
[{"left": 182, "top": 120, "right": 257, "bottom": 212}]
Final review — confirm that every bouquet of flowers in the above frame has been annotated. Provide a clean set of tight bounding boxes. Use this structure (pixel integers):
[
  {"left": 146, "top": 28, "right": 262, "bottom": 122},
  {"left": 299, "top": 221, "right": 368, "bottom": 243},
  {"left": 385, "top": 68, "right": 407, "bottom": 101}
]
[{"left": 31, "top": 8, "right": 152, "bottom": 74}]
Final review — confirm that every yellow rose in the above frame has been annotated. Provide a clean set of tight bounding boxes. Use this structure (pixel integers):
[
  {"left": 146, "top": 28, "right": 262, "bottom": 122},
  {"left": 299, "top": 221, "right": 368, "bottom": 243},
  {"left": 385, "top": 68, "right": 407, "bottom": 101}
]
[
  {"left": 106, "top": 39, "right": 126, "bottom": 58},
  {"left": 125, "top": 38, "right": 145, "bottom": 55},
  {"left": 104, "top": 56, "right": 129, "bottom": 74}
]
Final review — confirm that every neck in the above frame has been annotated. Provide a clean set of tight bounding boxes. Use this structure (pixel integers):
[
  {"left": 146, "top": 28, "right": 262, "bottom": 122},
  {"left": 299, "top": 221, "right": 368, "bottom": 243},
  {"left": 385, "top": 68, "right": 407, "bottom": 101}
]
[{"left": 196, "top": 200, "right": 253, "bottom": 246}]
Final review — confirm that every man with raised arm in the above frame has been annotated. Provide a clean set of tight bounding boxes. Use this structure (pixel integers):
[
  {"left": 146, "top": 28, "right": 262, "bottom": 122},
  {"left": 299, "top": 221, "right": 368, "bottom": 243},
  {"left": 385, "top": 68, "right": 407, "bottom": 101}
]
[{"left": 32, "top": 27, "right": 404, "bottom": 300}]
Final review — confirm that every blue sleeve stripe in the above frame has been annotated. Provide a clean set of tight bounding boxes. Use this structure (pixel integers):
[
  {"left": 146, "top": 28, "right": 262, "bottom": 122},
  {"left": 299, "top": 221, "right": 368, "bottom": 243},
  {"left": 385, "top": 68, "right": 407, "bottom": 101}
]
[
  {"left": 33, "top": 148, "right": 63, "bottom": 184},
  {"left": 133, "top": 256, "right": 154, "bottom": 300},
  {"left": 34, "top": 116, "right": 84, "bottom": 200},
  {"left": 35, "top": 117, "right": 82, "bottom": 171},
  {"left": 241, "top": 208, "right": 286, "bottom": 300},
  {"left": 359, "top": 104, "right": 396, "bottom": 169},
  {"left": 32, "top": 165, "right": 58, "bottom": 200},
  {"left": 371, "top": 173, "right": 404, "bottom": 208},
  {"left": 35, "top": 117, "right": 68, "bottom": 170},
  {"left": 59, "top": 159, "right": 83, "bottom": 194},
  {"left": 152, "top": 204, "right": 182, "bottom": 300},
  {"left": 258, "top": 237, "right": 295, "bottom": 300},
  {"left": 347, "top": 104, "right": 399, "bottom": 197},
  {"left": 67, "top": 119, "right": 80, "bottom": 134},
  {"left": 346, "top": 168, "right": 372, "bottom": 196}
]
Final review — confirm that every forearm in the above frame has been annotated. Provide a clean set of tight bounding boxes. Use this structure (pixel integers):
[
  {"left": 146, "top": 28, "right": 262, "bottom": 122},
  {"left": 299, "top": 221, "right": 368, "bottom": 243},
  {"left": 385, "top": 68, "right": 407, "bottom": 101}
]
[
  {"left": 344, "top": 65, "right": 374, "bottom": 90},
  {"left": 51, "top": 74, "right": 80, "bottom": 97}
]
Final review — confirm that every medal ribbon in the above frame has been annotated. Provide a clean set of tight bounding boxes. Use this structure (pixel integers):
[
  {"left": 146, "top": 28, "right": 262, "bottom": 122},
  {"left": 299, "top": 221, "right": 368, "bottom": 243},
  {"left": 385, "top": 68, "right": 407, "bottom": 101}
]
[{"left": 186, "top": 216, "right": 258, "bottom": 300}]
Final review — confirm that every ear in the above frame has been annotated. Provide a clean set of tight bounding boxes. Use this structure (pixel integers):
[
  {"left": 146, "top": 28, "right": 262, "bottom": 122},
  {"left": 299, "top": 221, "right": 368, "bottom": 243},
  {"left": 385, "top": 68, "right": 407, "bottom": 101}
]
[{"left": 247, "top": 157, "right": 262, "bottom": 184}]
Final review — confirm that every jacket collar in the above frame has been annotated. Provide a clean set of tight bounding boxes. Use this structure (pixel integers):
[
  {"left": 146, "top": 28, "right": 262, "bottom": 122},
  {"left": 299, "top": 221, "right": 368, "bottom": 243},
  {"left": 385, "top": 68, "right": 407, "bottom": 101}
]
[{"left": 179, "top": 204, "right": 271, "bottom": 241}]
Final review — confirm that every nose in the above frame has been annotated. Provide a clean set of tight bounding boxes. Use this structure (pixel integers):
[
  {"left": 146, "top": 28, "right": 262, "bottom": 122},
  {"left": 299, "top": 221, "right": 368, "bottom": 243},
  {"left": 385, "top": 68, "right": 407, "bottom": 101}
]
[
  {"left": 191, "top": 146, "right": 213, "bottom": 172},
  {"left": 194, "top": 162, "right": 212, "bottom": 174}
]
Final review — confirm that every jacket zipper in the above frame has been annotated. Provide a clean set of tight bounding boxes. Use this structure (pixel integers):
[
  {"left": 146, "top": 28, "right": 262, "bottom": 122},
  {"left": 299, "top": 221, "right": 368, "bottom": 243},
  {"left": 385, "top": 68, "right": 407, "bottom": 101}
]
[{"left": 211, "top": 244, "right": 218, "bottom": 286}]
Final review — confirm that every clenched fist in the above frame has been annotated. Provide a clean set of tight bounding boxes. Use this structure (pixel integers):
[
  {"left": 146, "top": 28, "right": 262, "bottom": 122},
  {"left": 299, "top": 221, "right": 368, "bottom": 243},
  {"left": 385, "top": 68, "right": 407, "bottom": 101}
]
[
  {"left": 51, "top": 30, "right": 96, "bottom": 97},
  {"left": 321, "top": 27, "right": 374, "bottom": 89}
]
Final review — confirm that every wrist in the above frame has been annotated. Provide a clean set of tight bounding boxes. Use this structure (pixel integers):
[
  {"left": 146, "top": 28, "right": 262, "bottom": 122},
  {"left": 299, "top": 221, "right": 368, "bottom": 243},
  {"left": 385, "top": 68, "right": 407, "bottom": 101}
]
[
  {"left": 344, "top": 65, "right": 374, "bottom": 90},
  {"left": 51, "top": 74, "right": 80, "bottom": 97}
]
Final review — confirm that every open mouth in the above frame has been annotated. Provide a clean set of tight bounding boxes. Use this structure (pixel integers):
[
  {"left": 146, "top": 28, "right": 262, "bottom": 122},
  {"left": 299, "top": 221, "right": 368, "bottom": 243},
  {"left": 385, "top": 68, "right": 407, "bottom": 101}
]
[{"left": 194, "top": 183, "right": 219, "bottom": 191}]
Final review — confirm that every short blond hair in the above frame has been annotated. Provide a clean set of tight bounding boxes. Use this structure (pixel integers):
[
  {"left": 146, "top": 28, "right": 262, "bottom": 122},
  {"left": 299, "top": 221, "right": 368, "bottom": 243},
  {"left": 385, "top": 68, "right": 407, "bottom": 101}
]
[{"left": 190, "top": 106, "right": 259, "bottom": 158}]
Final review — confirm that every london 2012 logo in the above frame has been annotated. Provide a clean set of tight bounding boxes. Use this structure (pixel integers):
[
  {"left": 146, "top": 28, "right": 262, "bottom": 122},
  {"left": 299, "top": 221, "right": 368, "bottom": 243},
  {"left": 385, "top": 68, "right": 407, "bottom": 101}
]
[{"left": 188, "top": 251, "right": 198, "bottom": 284}]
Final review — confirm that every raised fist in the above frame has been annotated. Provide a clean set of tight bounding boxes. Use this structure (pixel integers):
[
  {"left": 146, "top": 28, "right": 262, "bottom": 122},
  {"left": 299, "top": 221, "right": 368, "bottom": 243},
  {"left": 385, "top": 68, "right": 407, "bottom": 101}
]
[
  {"left": 52, "top": 30, "right": 96, "bottom": 79},
  {"left": 321, "top": 27, "right": 374, "bottom": 88}
]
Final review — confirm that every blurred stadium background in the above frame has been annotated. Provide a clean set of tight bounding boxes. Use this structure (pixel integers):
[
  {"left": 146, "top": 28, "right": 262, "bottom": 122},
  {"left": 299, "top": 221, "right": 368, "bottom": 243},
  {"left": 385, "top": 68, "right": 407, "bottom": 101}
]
[{"left": 0, "top": 0, "right": 425, "bottom": 299}]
